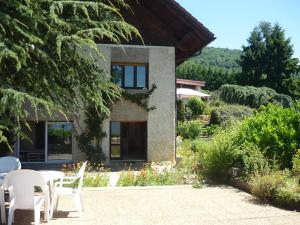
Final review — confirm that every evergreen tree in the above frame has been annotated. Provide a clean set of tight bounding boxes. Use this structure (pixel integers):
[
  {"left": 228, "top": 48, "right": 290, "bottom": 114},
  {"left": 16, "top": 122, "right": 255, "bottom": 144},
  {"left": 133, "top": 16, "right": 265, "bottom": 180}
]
[
  {"left": 239, "top": 22, "right": 299, "bottom": 93},
  {"left": 0, "top": 0, "right": 140, "bottom": 152}
]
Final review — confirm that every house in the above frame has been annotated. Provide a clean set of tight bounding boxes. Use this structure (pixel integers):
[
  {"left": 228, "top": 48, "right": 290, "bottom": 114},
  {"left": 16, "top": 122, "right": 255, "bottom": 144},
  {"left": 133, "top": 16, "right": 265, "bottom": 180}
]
[
  {"left": 176, "top": 78, "right": 206, "bottom": 92},
  {"left": 16, "top": 0, "right": 215, "bottom": 168}
]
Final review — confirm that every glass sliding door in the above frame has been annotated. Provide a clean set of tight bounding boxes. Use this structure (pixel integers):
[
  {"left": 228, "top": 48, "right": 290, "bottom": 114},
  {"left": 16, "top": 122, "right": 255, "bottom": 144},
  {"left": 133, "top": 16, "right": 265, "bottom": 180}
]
[
  {"left": 19, "top": 121, "right": 73, "bottom": 163},
  {"left": 19, "top": 122, "right": 45, "bottom": 162},
  {"left": 47, "top": 122, "right": 72, "bottom": 161}
]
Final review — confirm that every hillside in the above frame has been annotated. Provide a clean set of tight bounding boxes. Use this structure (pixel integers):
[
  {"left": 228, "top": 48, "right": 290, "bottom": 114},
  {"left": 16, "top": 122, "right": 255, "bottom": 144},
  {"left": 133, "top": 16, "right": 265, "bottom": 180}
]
[
  {"left": 176, "top": 47, "right": 242, "bottom": 91},
  {"left": 191, "top": 47, "right": 242, "bottom": 70}
]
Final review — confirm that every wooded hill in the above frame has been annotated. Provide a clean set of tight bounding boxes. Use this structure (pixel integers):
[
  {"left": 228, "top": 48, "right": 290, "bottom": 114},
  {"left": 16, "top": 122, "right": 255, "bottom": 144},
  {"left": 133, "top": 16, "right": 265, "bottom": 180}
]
[
  {"left": 176, "top": 47, "right": 242, "bottom": 90},
  {"left": 191, "top": 46, "right": 242, "bottom": 70}
]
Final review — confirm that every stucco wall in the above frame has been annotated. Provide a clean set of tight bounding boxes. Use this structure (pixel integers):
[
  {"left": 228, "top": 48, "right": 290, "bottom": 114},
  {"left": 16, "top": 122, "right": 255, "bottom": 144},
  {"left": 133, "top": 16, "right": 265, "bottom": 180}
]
[
  {"left": 100, "top": 45, "right": 176, "bottom": 162},
  {"left": 73, "top": 45, "right": 112, "bottom": 162},
  {"left": 73, "top": 45, "right": 111, "bottom": 161},
  {"left": 148, "top": 47, "right": 176, "bottom": 162},
  {"left": 18, "top": 44, "right": 176, "bottom": 164}
]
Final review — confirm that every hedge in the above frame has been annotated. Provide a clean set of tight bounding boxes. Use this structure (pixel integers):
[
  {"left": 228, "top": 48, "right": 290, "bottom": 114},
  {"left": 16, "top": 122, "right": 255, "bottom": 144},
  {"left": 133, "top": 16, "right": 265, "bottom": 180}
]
[{"left": 219, "top": 84, "right": 293, "bottom": 108}]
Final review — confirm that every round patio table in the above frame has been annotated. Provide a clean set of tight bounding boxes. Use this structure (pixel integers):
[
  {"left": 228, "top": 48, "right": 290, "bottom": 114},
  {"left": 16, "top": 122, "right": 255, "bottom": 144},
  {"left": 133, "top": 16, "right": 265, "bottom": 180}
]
[
  {"left": 0, "top": 170, "right": 64, "bottom": 224},
  {"left": 0, "top": 173, "right": 7, "bottom": 186},
  {"left": 38, "top": 170, "right": 64, "bottom": 183},
  {"left": 38, "top": 170, "right": 65, "bottom": 200}
]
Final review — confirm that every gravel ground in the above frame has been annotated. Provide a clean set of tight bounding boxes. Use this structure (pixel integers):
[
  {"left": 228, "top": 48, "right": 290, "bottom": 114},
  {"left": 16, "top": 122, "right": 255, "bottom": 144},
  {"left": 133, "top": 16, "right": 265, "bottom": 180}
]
[{"left": 9, "top": 185, "right": 300, "bottom": 225}]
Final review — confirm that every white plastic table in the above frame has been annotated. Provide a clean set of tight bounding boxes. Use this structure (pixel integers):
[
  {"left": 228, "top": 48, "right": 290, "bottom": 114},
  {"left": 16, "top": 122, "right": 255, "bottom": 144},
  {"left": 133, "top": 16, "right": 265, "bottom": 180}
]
[
  {"left": 0, "top": 171, "right": 64, "bottom": 187},
  {"left": 0, "top": 173, "right": 6, "bottom": 186},
  {"left": 0, "top": 170, "right": 64, "bottom": 224},
  {"left": 38, "top": 170, "right": 64, "bottom": 184},
  {"left": 38, "top": 171, "right": 65, "bottom": 201}
]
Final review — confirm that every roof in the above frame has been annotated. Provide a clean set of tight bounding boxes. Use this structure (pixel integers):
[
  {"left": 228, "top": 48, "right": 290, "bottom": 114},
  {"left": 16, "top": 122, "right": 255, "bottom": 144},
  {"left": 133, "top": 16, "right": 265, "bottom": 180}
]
[
  {"left": 121, "top": 0, "right": 215, "bottom": 65},
  {"left": 176, "top": 78, "right": 205, "bottom": 87}
]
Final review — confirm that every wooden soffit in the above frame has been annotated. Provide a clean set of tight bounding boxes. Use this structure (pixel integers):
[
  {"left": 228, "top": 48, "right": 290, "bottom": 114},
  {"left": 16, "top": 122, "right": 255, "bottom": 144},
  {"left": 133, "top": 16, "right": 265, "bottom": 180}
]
[{"left": 119, "top": 0, "right": 215, "bottom": 65}]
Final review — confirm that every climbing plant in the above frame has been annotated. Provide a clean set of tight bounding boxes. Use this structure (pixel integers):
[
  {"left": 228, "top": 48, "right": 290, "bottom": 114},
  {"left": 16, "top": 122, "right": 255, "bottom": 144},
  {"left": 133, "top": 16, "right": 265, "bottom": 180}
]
[
  {"left": 77, "top": 84, "right": 157, "bottom": 162},
  {"left": 123, "top": 84, "right": 157, "bottom": 112},
  {"left": 77, "top": 106, "right": 109, "bottom": 163}
]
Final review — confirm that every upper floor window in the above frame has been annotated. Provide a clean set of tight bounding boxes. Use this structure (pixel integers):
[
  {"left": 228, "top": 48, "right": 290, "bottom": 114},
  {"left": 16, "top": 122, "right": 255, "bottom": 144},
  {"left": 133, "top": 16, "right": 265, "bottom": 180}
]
[{"left": 111, "top": 64, "right": 148, "bottom": 89}]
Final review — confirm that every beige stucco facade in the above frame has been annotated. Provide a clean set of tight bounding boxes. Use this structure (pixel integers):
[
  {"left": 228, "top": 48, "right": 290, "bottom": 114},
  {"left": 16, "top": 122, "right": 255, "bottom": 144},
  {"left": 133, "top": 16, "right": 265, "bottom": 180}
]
[
  {"left": 17, "top": 44, "right": 176, "bottom": 164},
  {"left": 93, "top": 44, "right": 176, "bottom": 162}
]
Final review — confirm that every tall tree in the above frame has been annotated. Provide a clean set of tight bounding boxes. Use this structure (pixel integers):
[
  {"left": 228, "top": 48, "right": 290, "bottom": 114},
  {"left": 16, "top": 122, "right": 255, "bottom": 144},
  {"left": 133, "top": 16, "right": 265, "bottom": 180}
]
[
  {"left": 0, "top": 0, "right": 140, "bottom": 153},
  {"left": 239, "top": 22, "right": 299, "bottom": 93}
]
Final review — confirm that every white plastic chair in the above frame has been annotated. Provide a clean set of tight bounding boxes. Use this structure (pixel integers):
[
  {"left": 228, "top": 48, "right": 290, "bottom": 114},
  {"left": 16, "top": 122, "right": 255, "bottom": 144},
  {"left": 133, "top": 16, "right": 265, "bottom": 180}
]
[
  {"left": 0, "top": 157, "right": 21, "bottom": 173},
  {"left": 0, "top": 185, "right": 4, "bottom": 224},
  {"left": 3, "top": 170, "right": 49, "bottom": 225},
  {"left": 50, "top": 161, "right": 87, "bottom": 218},
  {"left": 0, "top": 156, "right": 21, "bottom": 224}
]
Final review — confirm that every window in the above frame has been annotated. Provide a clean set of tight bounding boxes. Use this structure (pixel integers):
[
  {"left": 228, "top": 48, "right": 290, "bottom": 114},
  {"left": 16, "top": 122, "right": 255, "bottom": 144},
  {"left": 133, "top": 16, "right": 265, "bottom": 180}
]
[
  {"left": 110, "top": 122, "right": 121, "bottom": 159},
  {"left": 20, "top": 122, "right": 45, "bottom": 162},
  {"left": 47, "top": 122, "right": 72, "bottom": 161},
  {"left": 111, "top": 64, "right": 148, "bottom": 89},
  {"left": 124, "top": 66, "right": 134, "bottom": 88},
  {"left": 19, "top": 121, "right": 73, "bottom": 162}
]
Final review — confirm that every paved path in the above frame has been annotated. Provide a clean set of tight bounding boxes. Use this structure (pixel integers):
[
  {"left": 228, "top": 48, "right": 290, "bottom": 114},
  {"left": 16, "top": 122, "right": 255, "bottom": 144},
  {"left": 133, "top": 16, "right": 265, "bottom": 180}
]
[{"left": 13, "top": 186, "right": 300, "bottom": 225}]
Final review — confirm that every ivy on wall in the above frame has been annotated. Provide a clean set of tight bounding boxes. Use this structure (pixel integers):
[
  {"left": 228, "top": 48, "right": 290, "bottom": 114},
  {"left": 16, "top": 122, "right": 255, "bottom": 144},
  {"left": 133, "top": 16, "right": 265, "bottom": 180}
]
[
  {"left": 123, "top": 84, "right": 157, "bottom": 112},
  {"left": 77, "top": 84, "right": 157, "bottom": 163},
  {"left": 76, "top": 107, "right": 108, "bottom": 164}
]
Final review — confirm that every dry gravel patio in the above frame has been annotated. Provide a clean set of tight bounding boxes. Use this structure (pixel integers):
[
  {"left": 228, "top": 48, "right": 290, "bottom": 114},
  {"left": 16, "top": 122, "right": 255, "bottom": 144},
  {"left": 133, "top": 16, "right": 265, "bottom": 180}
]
[{"left": 12, "top": 185, "right": 300, "bottom": 225}]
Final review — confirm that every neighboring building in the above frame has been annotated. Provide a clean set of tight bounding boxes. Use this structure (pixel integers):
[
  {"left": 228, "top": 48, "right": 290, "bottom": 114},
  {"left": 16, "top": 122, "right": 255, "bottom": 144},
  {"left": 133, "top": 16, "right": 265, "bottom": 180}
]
[
  {"left": 176, "top": 78, "right": 206, "bottom": 92},
  {"left": 16, "top": 0, "right": 215, "bottom": 168}
]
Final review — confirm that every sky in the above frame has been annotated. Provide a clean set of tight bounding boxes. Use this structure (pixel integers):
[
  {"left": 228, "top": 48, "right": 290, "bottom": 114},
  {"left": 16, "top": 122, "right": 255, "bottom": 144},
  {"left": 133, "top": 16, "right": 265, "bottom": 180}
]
[{"left": 176, "top": 0, "right": 300, "bottom": 59}]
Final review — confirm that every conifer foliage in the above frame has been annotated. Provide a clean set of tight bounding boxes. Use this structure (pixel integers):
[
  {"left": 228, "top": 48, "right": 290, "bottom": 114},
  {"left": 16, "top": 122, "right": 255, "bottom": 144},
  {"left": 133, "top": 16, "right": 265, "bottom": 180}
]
[
  {"left": 239, "top": 22, "right": 299, "bottom": 93},
  {"left": 0, "top": 0, "right": 140, "bottom": 152}
]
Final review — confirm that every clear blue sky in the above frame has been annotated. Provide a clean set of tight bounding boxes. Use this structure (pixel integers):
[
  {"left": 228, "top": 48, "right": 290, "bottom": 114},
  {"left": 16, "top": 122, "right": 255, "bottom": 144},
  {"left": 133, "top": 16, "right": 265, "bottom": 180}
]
[{"left": 176, "top": 0, "right": 300, "bottom": 59}]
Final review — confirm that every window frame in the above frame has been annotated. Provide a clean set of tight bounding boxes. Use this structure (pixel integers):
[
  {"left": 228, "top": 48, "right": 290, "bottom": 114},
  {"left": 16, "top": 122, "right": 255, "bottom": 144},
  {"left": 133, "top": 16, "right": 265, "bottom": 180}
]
[
  {"left": 17, "top": 121, "right": 74, "bottom": 164},
  {"left": 109, "top": 121, "right": 122, "bottom": 160},
  {"left": 111, "top": 63, "right": 149, "bottom": 90}
]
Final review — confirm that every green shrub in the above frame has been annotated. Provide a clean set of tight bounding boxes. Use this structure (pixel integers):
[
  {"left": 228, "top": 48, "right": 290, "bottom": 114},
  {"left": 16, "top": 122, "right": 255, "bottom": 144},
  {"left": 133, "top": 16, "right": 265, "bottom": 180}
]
[
  {"left": 177, "top": 120, "right": 204, "bottom": 139},
  {"left": 195, "top": 125, "right": 269, "bottom": 182},
  {"left": 202, "top": 127, "right": 240, "bottom": 182},
  {"left": 250, "top": 171, "right": 288, "bottom": 201},
  {"left": 201, "top": 125, "right": 219, "bottom": 137},
  {"left": 292, "top": 149, "right": 300, "bottom": 175},
  {"left": 177, "top": 139, "right": 208, "bottom": 178},
  {"left": 117, "top": 170, "right": 136, "bottom": 186},
  {"left": 209, "top": 104, "right": 253, "bottom": 126},
  {"left": 235, "top": 142, "right": 270, "bottom": 176},
  {"left": 177, "top": 99, "right": 185, "bottom": 122},
  {"left": 250, "top": 171, "right": 300, "bottom": 208},
  {"left": 275, "top": 178, "right": 300, "bottom": 208},
  {"left": 194, "top": 103, "right": 300, "bottom": 183},
  {"left": 187, "top": 97, "right": 206, "bottom": 117},
  {"left": 238, "top": 104, "right": 300, "bottom": 169},
  {"left": 219, "top": 84, "right": 293, "bottom": 108},
  {"left": 83, "top": 173, "right": 109, "bottom": 187}
]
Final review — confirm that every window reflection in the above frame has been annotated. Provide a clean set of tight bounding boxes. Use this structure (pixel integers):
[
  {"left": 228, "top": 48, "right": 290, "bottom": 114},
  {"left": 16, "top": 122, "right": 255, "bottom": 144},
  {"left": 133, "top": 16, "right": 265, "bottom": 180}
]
[
  {"left": 20, "top": 122, "right": 45, "bottom": 162},
  {"left": 111, "top": 65, "right": 122, "bottom": 86},
  {"left": 111, "top": 64, "right": 147, "bottom": 89},
  {"left": 137, "top": 66, "right": 146, "bottom": 88},
  {"left": 47, "top": 122, "right": 72, "bottom": 161},
  {"left": 110, "top": 122, "right": 121, "bottom": 158},
  {"left": 124, "top": 66, "right": 134, "bottom": 87}
]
